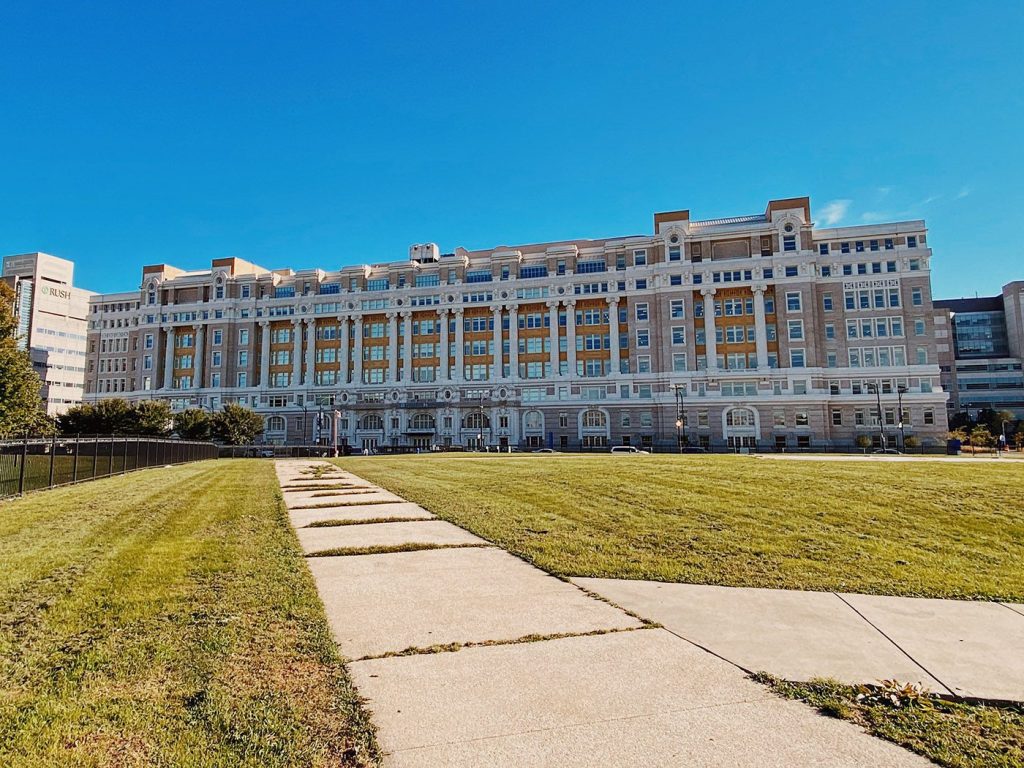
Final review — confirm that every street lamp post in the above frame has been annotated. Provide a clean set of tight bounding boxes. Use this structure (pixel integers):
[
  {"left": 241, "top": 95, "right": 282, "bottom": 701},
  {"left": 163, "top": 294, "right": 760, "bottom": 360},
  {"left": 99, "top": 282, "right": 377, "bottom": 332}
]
[
  {"left": 674, "top": 384, "right": 685, "bottom": 453},
  {"left": 478, "top": 392, "right": 486, "bottom": 451},
  {"left": 868, "top": 382, "right": 885, "bottom": 451},
  {"left": 897, "top": 385, "right": 907, "bottom": 453},
  {"left": 1001, "top": 419, "right": 1010, "bottom": 455}
]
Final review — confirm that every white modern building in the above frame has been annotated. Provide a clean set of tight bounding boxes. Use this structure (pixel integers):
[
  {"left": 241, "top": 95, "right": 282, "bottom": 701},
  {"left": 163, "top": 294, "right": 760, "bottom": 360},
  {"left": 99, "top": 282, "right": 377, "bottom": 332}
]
[{"left": 2, "top": 252, "right": 93, "bottom": 416}]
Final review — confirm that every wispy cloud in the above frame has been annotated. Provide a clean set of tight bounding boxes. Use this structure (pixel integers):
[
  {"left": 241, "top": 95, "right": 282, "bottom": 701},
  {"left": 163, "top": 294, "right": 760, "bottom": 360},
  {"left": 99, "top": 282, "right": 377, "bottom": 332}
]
[
  {"left": 860, "top": 210, "right": 894, "bottom": 224},
  {"left": 876, "top": 186, "right": 891, "bottom": 198},
  {"left": 860, "top": 193, "right": 943, "bottom": 223},
  {"left": 955, "top": 186, "right": 971, "bottom": 199},
  {"left": 818, "top": 199, "right": 851, "bottom": 226}
]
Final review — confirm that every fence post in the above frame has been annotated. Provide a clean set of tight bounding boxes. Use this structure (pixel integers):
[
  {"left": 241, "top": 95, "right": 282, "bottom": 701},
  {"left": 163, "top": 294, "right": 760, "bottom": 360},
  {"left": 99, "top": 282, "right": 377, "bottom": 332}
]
[
  {"left": 18, "top": 437, "right": 28, "bottom": 495},
  {"left": 135, "top": 437, "right": 141, "bottom": 471},
  {"left": 72, "top": 434, "right": 80, "bottom": 484},
  {"left": 47, "top": 432, "right": 57, "bottom": 489},
  {"left": 123, "top": 438, "right": 129, "bottom": 474},
  {"left": 91, "top": 437, "right": 99, "bottom": 479},
  {"left": 107, "top": 436, "right": 114, "bottom": 477}
]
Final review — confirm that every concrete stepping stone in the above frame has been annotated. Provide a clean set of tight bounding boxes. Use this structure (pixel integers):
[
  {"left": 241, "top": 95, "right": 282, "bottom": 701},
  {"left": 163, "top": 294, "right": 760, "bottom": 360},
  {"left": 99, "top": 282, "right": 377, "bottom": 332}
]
[
  {"left": 298, "top": 520, "right": 487, "bottom": 554},
  {"left": 289, "top": 502, "right": 435, "bottom": 528},
  {"left": 350, "top": 629, "right": 930, "bottom": 767},
  {"left": 842, "top": 593, "right": 1024, "bottom": 701},
  {"left": 573, "top": 578, "right": 947, "bottom": 692},
  {"left": 308, "top": 547, "right": 641, "bottom": 659}
]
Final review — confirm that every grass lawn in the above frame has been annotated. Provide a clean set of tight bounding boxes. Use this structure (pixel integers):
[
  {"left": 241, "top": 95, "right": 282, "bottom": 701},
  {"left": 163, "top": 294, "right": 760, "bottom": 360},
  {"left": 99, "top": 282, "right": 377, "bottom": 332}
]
[
  {"left": 335, "top": 453, "right": 1024, "bottom": 601},
  {"left": 755, "top": 675, "right": 1024, "bottom": 768},
  {"left": 0, "top": 459, "right": 379, "bottom": 768}
]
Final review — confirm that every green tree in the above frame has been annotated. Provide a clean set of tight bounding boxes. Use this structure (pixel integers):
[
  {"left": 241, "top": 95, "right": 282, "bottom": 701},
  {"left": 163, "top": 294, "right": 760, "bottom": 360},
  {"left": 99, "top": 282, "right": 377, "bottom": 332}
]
[
  {"left": 131, "top": 400, "right": 173, "bottom": 436},
  {"left": 854, "top": 434, "right": 872, "bottom": 451},
  {"left": 174, "top": 409, "right": 212, "bottom": 440},
  {"left": 947, "top": 411, "right": 975, "bottom": 432},
  {"left": 212, "top": 404, "right": 264, "bottom": 445},
  {"left": 969, "top": 425, "right": 993, "bottom": 453},
  {"left": 0, "top": 282, "right": 47, "bottom": 437}
]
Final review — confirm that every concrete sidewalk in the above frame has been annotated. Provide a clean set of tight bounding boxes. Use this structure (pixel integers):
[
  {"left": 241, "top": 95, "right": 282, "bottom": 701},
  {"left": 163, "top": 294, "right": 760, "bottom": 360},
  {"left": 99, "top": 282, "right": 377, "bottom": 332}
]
[
  {"left": 574, "top": 578, "right": 1024, "bottom": 702},
  {"left": 276, "top": 460, "right": 930, "bottom": 767}
]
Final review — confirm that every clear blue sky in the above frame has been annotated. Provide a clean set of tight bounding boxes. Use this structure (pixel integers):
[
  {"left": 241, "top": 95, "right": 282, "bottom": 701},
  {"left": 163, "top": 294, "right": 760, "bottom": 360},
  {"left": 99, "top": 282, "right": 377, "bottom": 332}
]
[{"left": 2, "top": 1, "right": 1022, "bottom": 298}]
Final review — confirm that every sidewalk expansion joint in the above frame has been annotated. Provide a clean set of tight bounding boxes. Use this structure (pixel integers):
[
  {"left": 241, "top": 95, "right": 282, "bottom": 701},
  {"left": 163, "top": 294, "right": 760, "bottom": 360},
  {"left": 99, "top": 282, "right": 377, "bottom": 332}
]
[
  {"left": 289, "top": 499, "right": 400, "bottom": 510},
  {"left": 349, "top": 624, "right": 656, "bottom": 662},
  {"left": 306, "top": 542, "right": 494, "bottom": 558},
  {"left": 831, "top": 592, "right": 957, "bottom": 697},
  {"left": 999, "top": 602, "right": 1024, "bottom": 619},
  {"left": 304, "top": 516, "right": 436, "bottom": 528}
]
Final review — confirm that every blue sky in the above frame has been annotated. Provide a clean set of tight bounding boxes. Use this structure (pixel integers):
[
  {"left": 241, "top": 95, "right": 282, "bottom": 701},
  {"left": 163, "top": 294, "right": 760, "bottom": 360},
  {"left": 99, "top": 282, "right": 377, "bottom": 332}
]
[{"left": 2, "top": 1, "right": 1021, "bottom": 298}]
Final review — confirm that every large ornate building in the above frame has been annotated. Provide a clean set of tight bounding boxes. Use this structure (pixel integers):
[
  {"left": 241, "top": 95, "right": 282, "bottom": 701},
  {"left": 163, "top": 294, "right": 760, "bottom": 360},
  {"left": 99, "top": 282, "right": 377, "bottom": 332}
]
[{"left": 83, "top": 197, "right": 949, "bottom": 450}]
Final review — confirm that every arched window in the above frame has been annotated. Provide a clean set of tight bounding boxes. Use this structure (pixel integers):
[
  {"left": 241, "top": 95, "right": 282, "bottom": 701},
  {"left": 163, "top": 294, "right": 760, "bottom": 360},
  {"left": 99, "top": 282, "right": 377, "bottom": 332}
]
[
  {"left": 147, "top": 282, "right": 157, "bottom": 305},
  {"left": 463, "top": 412, "right": 491, "bottom": 430},
  {"left": 214, "top": 277, "right": 225, "bottom": 300},
  {"left": 523, "top": 410, "right": 544, "bottom": 431},
  {"left": 410, "top": 413, "right": 435, "bottom": 430},
  {"left": 266, "top": 415, "right": 286, "bottom": 432},
  {"left": 581, "top": 409, "right": 607, "bottom": 429},
  {"left": 361, "top": 414, "right": 383, "bottom": 430},
  {"left": 726, "top": 408, "right": 755, "bottom": 427}
]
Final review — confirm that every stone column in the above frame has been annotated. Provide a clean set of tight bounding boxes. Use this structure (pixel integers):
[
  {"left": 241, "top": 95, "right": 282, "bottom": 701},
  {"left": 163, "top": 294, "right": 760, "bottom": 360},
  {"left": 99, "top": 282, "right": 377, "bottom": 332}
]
[
  {"left": 352, "top": 316, "right": 364, "bottom": 385},
  {"left": 508, "top": 304, "right": 519, "bottom": 380},
  {"left": 453, "top": 308, "right": 465, "bottom": 382},
  {"left": 402, "top": 311, "right": 413, "bottom": 382},
  {"left": 607, "top": 296, "right": 620, "bottom": 376},
  {"left": 338, "top": 316, "right": 350, "bottom": 385},
  {"left": 162, "top": 326, "right": 175, "bottom": 390},
  {"left": 192, "top": 324, "right": 204, "bottom": 389},
  {"left": 547, "top": 300, "right": 560, "bottom": 377},
  {"left": 304, "top": 317, "right": 317, "bottom": 386},
  {"left": 438, "top": 308, "right": 450, "bottom": 382},
  {"left": 291, "top": 319, "right": 303, "bottom": 387},
  {"left": 387, "top": 312, "right": 399, "bottom": 383},
  {"left": 702, "top": 288, "right": 718, "bottom": 372},
  {"left": 492, "top": 306, "right": 503, "bottom": 380},
  {"left": 753, "top": 285, "right": 769, "bottom": 370},
  {"left": 259, "top": 321, "right": 271, "bottom": 388},
  {"left": 565, "top": 299, "right": 577, "bottom": 378}
]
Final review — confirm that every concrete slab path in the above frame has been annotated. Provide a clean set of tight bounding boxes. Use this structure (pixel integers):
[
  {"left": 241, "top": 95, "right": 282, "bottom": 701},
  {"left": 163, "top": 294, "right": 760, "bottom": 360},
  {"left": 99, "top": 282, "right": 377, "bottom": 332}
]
[
  {"left": 273, "top": 459, "right": 936, "bottom": 766},
  {"left": 297, "top": 520, "right": 487, "bottom": 555},
  {"left": 576, "top": 577, "right": 1024, "bottom": 702}
]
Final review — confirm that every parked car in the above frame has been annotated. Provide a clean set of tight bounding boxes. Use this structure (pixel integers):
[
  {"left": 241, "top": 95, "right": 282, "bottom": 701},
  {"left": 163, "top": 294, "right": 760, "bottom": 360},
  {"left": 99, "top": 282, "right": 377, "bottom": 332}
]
[
  {"left": 680, "top": 446, "right": 707, "bottom": 454},
  {"left": 532, "top": 448, "right": 559, "bottom": 454},
  {"left": 610, "top": 445, "right": 650, "bottom": 455}
]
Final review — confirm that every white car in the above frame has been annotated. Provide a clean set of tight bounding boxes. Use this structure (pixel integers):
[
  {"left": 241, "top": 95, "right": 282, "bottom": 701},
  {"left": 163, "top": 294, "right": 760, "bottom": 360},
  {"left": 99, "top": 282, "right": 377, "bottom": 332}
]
[{"left": 610, "top": 445, "right": 650, "bottom": 455}]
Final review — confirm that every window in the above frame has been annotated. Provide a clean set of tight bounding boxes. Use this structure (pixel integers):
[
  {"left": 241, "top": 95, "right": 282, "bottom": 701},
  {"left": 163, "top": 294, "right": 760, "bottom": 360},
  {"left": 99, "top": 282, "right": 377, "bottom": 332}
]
[
  {"left": 790, "top": 348, "right": 806, "bottom": 367},
  {"left": 822, "top": 293, "right": 833, "bottom": 311},
  {"left": 912, "top": 288, "right": 923, "bottom": 306},
  {"left": 924, "top": 409, "right": 935, "bottom": 425},
  {"left": 671, "top": 327, "right": 686, "bottom": 345},
  {"left": 907, "top": 236, "right": 918, "bottom": 248},
  {"left": 237, "top": 372, "right": 248, "bottom": 387},
  {"left": 672, "top": 353, "right": 687, "bottom": 372},
  {"left": 870, "top": 240, "right": 879, "bottom": 252},
  {"left": 636, "top": 330, "right": 649, "bottom": 347},
  {"left": 670, "top": 300, "right": 685, "bottom": 319},
  {"left": 824, "top": 323, "right": 836, "bottom": 340},
  {"left": 885, "top": 238, "right": 894, "bottom": 250},
  {"left": 633, "top": 249, "right": 647, "bottom": 266},
  {"left": 582, "top": 410, "right": 607, "bottom": 428},
  {"left": 239, "top": 329, "right": 250, "bottom": 345},
  {"left": 786, "top": 292, "right": 802, "bottom": 312},
  {"left": 635, "top": 303, "right": 649, "bottom": 322},
  {"left": 916, "top": 347, "right": 928, "bottom": 365},
  {"left": 855, "top": 241, "right": 864, "bottom": 253},
  {"left": 818, "top": 243, "right": 829, "bottom": 255},
  {"left": 668, "top": 246, "right": 681, "bottom": 262},
  {"left": 784, "top": 265, "right": 798, "bottom": 277},
  {"left": 832, "top": 410, "right": 843, "bottom": 426},
  {"left": 212, "top": 329, "right": 223, "bottom": 345},
  {"left": 795, "top": 411, "right": 809, "bottom": 427},
  {"left": 783, "top": 235, "right": 796, "bottom": 252}
]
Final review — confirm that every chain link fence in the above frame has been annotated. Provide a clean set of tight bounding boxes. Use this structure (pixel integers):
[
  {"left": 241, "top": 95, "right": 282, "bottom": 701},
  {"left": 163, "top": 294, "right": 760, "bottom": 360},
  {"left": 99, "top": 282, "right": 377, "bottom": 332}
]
[{"left": 0, "top": 436, "right": 219, "bottom": 498}]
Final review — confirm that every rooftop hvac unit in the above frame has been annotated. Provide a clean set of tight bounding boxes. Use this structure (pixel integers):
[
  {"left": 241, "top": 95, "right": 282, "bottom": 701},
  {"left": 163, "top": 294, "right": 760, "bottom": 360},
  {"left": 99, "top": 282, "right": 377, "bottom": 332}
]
[{"left": 409, "top": 243, "right": 440, "bottom": 263}]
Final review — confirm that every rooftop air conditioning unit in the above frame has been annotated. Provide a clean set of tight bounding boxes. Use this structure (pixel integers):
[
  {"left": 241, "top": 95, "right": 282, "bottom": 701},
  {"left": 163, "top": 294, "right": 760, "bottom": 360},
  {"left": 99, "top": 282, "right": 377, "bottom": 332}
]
[{"left": 409, "top": 243, "right": 440, "bottom": 263}]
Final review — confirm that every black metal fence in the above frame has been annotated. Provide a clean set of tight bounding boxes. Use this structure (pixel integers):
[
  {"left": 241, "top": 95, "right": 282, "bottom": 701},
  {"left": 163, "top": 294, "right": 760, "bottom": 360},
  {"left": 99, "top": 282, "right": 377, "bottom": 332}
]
[{"left": 0, "top": 436, "right": 219, "bottom": 498}]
